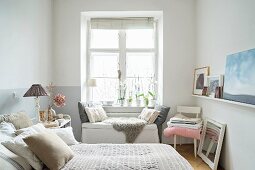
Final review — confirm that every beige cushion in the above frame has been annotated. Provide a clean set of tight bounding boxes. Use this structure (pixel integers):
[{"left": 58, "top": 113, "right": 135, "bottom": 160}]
[
  {"left": 0, "top": 112, "right": 33, "bottom": 129},
  {"left": 138, "top": 108, "right": 160, "bottom": 124},
  {"left": 85, "top": 106, "right": 108, "bottom": 123},
  {"left": 148, "top": 111, "right": 160, "bottom": 124},
  {"left": 23, "top": 132, "right": 74, "bottom": 170}
]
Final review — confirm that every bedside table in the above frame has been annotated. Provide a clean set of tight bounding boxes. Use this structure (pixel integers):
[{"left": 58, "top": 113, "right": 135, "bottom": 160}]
[{"left": 43, "top": 114, "right": 71, "bottom": 128}]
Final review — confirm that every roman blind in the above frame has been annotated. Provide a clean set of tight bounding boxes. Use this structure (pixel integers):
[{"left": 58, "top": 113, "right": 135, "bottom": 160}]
[{"left": 90, "top": 17, "right": 154, "bottom": 30}]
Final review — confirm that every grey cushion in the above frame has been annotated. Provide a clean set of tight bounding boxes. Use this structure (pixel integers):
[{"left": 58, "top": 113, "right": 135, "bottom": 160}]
[
  {"left": 78, "top": 102, "right": 89, "bottom": 123},
  {"left": 154, "top": 105, "right": 170, "bottom": 126},
  {"left": 154, "top": 105, "right": 170, "bottom": 143}
]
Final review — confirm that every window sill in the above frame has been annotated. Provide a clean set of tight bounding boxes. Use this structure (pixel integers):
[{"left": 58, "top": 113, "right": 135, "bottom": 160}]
[{"left": 103, "top": 105, "right": 153, "bottom": 113}]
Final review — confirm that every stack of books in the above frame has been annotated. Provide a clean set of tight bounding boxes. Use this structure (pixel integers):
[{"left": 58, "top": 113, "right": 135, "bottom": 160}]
[{"left": 167, "top": 114, "right": 202, "bottom": 129}]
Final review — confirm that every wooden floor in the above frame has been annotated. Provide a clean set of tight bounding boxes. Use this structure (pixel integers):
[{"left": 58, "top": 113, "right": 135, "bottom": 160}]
[{"left": 174, "top": 144, "right": 224, "bottom": 170}]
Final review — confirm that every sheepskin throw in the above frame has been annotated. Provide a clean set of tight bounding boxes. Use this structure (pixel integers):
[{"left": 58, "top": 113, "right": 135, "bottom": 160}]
[{"left": 103, "top": 117, "right": 147, "bottom": 143}]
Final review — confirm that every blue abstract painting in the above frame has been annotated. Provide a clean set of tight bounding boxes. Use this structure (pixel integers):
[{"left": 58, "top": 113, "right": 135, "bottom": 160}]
[{"left": 223, "top": 48, "right": 255, "bottom": 105}]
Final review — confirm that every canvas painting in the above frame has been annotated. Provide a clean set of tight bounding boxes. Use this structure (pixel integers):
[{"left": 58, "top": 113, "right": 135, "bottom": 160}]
[{"left": 223, "top": 48, "right": 255, "bottom": 105}]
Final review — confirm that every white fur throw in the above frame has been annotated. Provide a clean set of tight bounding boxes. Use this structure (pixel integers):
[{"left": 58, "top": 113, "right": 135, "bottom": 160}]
[{"left": 103, "top": 117, "right": 147, "bottom": 143}]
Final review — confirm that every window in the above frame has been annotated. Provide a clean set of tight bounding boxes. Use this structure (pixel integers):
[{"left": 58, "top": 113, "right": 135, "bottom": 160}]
[{"left": 87, "top": 18, "right": 157, "bottom": 104}]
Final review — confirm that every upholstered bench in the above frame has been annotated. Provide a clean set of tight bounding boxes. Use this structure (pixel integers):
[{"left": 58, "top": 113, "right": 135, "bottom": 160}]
[{"left": 78, "top": 102, "right": 170, "bottom": 144}]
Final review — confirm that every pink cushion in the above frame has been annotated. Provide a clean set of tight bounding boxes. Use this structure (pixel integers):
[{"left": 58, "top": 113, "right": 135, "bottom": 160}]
[{"left": 164, "top": 127, "right": 201, "bottom": 140}]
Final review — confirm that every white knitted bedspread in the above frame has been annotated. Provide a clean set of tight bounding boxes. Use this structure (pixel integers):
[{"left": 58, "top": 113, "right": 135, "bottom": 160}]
[{"left": 62, "top": 144, "right": 193, "bottom": 170}]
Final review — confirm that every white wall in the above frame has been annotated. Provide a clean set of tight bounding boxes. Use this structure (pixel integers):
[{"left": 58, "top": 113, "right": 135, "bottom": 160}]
[
  {"left": 196, "top": 0, "right": 255, "bottom": 169},
  {"left": 0, "top": 0, "right": 52, "bottom": 117},
  {"left": 53, "top": 0, "right": 196, "bottom": 142},
  {"left": 0, "top": 0, "right": 52, "bottom": 89}
]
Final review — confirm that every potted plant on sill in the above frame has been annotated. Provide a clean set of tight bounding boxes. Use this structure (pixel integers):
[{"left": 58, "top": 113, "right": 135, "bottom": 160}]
[
  {"left": 148, "top": 91, "right": 156, "bottom": 107},
  {"left": 135, "top": 93, "right": 143, "bottom": 106},
  {"left": 127, "top": 95, "right": 133, "bottom": 106}
]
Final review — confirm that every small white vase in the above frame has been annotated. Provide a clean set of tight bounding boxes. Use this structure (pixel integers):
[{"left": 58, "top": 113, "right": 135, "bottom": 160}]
[
  {"left": 48, "top": 106, "right": 56, "bottom": 121},
  {"left": 149, "top": 99, "right": 156, "bottom": 107},
  {"left": 136, "top": 99, "right": 141, "bottom": 106}
]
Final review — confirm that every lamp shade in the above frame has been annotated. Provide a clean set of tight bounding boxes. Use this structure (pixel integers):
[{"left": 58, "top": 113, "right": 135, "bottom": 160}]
[
  {"left": 87, "top": 79, "right": 97, "bottom": 87},
  {"left": 23, "top": 84, "right": 48, "bottom": 97}
]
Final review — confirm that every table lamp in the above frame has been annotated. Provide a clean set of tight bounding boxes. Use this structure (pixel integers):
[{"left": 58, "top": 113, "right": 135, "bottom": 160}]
[
  {"left": 23, "top": 84, "right": 48, "bottom": 121},
  {"left": 87, "top": 79, "right": 97, "bottom": 102}
]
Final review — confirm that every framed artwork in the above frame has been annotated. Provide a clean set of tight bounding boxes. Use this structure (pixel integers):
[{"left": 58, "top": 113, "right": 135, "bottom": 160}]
[
  {"left": 206, "top": 75, "right": 224, "bottom": 98},
  {"left": 193, "top": 66, "right": 210, "bottom": 95},
  {"left": 39, "top": 111, "right": 47, "bottom": 122},
  {"left": 223, "top": 48, "right": 255, "bottom": 105}
]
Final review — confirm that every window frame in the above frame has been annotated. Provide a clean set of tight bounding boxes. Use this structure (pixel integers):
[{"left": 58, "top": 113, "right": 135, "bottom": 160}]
[{"left": 86, "top": 20, "right": 159, "bottom": 102}]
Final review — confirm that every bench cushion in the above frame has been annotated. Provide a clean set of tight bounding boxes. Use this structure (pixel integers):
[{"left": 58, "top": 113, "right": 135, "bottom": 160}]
[
  {"left": 82, "top": 122, "right": 157, "bottom": 130},
  {"left": 163, "top": 127, "right": 201, "bottom": 140}
]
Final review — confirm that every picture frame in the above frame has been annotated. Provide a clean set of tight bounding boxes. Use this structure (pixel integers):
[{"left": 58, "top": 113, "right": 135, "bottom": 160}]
[
  {"left": 206, "top": 75, "right": 224, "bottom": 98},
  {"left": 39, "top": 111, "right": 47, "bottom": 122},
  {"left": 223, "top": 48, "right": 255, "bottom": 105},
  {"left": 193, "top": 66, "right": 210, "bottom": 95},
  {"left": 198, "top": 118, "right": 226, "bottom": 170}
]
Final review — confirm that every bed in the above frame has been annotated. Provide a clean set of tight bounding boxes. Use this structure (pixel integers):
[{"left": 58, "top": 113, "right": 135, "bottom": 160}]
[
  {"left": 1, "top": 143, "right": 192, "bottom": 170},
  {"left": 63, "top": 143, "right": 193, "bottom": 170},
  {"left": 0, "top": 112, "right": 192, "bottom": 170}
]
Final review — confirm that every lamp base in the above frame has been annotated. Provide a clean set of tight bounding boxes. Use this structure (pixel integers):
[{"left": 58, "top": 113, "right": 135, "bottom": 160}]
[{"left": 35, "top": 97, "right": 41, "bottom": 122}]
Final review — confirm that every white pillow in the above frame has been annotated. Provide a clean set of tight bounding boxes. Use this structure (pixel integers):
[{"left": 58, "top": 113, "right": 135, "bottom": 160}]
[
  {"left": 47, "top": 127, "right": 79, "bottom": 145},
  {"left": 85, "top": 106, "right": 108, "bottom": 123},
  {"left": 0, "top": 144, "right": 32, "bottom": 170},
  {"left": 0, "top": 122, "right": 16, "bottom": 142},
  {"left": 0, "top": 121, "right": 16, "bottom": 135},
  {"left": 15, "top": 123, "right": 46, "bottom": 135},
  {"left": 138, "top": 108, "right": 160, "bottom": 124},
  {"left": 2, "top": 130, "right": 43, "bottom": 170}
]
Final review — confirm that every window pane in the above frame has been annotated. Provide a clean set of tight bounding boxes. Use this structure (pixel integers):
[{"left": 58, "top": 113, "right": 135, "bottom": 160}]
[
  {"left": 126, "top": 29, "right": 154, "bottom": 49},
  {"left": 126, "top": 52, "right": 155, "bottom": 77},
  {"left": 93, "top": 78, "right": 119, "bottom": 101},
  {"left": 126, "top": 77, "right": 155, "bottom": 98},
  {"left": 90, "top": 52, "right": 119, "bottom": 77},
  {"left": 90, "top": 29, "right": 119, "bottom": 49}
]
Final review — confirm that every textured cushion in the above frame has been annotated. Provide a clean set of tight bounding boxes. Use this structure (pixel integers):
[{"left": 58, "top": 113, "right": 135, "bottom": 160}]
[
  {"left": 85, "top": 106, "right": 108, "bottom": 123},
  {"left": 148, "top": 111, "right": 160, "bottom": 124},
  {"left": 154, "top": 105, "right": 170, "bottom": 126},
  {"left": 24, "top": 132, "right": 74, "bottom": 170},
  {"left": 78, "top": 102, "right": 89, "bottom": 123},
  {"left": 2, "top": 130, "right": 43, "bottom": 170},
  {"left": 0, "top": 112, "right": 33, "bottom": 129},
  {"left": 138, "top": 108, "right": 159, "bottom": 124},
  {"left": 47, "top": 127, "right": 79, "bottom": 145}
]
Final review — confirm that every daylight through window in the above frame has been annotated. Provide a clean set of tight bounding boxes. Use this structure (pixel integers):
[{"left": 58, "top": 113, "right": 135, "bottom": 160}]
[{"left": 87, "top": 17, "right": 158, "bottom": 106}]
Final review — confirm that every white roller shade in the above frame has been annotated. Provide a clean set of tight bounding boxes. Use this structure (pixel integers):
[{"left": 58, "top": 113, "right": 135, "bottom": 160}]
[{"left": 90, "top": 17, "right": 154, "bottom": 30}]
